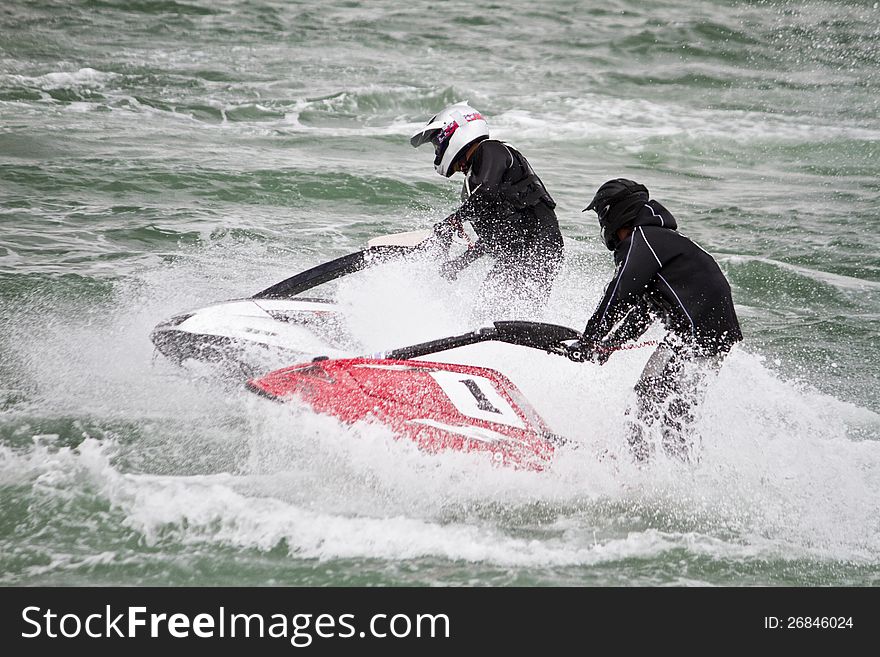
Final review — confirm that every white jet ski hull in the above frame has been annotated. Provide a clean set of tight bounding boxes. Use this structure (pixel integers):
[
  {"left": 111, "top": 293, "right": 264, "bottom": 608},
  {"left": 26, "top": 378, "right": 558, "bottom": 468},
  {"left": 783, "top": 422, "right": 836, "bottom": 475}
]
[{"left": 151, "top": 297, "right": 347, "bottom": 374}]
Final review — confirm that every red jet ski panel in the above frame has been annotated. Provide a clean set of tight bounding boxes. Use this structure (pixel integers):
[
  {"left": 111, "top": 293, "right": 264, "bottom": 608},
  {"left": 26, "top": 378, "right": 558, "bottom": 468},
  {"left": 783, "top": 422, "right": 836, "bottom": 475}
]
[{"left": 247, "top": 358, "right": 556, "bottom": 471}]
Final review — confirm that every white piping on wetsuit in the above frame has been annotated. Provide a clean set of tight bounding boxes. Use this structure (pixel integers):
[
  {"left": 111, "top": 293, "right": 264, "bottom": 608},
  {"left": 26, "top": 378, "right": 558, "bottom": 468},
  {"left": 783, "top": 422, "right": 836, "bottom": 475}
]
[
  {"left": 599, "top": 233, "right": 635, "bottom": 327},
  {"left": 645, "top": 202, "right": 664, "bottom": 227},
  {"left": 465, "top": 177, "right": 482, "bottom": 197},
  {"left": 499, "top": 142, "right": 515, "bottom": 168},
  {"left": 636, "top": 227, "right": 697, "bottom": 336},
  {"left": 637, "top": 226, "right": 662, "bottom": 266},
  {"left": 658, "top": 273, "right": 696, "bottom": 336}
]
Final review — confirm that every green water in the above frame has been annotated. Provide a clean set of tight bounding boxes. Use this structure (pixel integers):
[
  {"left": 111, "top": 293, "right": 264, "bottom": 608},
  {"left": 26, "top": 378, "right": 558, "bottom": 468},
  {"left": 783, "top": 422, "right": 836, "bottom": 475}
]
[{"left": 1, "top": 0, "right": 878, "bottom": 587}]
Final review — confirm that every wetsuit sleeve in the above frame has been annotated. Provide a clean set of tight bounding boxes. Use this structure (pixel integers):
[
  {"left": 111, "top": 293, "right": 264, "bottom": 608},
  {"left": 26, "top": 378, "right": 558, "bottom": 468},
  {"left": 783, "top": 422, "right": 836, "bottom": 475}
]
[
  {"left": 582, "top": 230, "right": 663, "bottom": 344},
  {"left": 601, "top": 300, "right": 655, "bottom": 348},
  {"left": 443, "top": 239, "right": 487, "bottom": 275},
  {"left": 432, "top": 212, "right": 463, "bottom": 242},
  {"left": 432, "top": 142, "right": 512, "bottom": 271}
]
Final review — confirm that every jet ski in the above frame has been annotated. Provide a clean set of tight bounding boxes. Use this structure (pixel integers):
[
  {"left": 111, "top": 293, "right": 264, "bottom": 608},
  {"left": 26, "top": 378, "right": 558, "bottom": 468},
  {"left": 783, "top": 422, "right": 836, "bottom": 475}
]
[
  {"left": 153, "top": 231, "right": 585, "bottom": 470},
  {"left": 151, "top": 230, "right": 438, "bottom": 377},
  {"left": 246, "top": 321, "right": 581, "bottom": 471}
]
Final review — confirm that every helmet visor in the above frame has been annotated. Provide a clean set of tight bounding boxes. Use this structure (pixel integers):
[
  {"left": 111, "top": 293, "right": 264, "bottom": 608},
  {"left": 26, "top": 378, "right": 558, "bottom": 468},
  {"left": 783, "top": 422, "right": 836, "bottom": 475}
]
[
  {"left": 431, "top": 120, "right": 459, "bottom": 168},
  {"left": 433, "top": 134, "right": 451, "bottom": 168},
  {"left": 410, "top": 127, "right": 440, "bottom": 148}
]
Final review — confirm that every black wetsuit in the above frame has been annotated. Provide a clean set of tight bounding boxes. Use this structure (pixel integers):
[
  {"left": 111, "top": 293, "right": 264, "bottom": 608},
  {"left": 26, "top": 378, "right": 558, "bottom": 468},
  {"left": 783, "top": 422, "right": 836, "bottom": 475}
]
[
  {"left": 437, "top": 139, "right": 564, "bottom": 307},
  {"left": 582, "top": 200, "right": 742, "bottom": 460}
]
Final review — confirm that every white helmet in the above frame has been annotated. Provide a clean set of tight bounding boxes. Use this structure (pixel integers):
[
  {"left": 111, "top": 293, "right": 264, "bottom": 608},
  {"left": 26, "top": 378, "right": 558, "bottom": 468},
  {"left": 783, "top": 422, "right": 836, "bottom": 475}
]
[{"left": 410, "top": 101, "right": 489, "bottom": 177}]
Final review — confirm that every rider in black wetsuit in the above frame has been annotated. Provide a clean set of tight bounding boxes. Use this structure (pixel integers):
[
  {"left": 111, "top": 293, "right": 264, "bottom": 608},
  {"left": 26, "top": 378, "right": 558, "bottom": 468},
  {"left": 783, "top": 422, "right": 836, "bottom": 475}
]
[
  {"left": 570, "top": 179, "right": 742, "bottom": 461},
  {"left": 410, "top": 102, "right": 564, "bottom": 308}
]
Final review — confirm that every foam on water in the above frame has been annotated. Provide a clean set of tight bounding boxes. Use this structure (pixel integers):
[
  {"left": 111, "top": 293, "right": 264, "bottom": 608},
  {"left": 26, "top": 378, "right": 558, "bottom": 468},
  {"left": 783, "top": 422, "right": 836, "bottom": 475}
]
[
  {"left": 491, "top": 96, "right": 880, "bottom": 145},
  {"left": 13, "top": 64, "right": 875, "bottom": 154},
  {"left": 2, "top": 240, "right": 878, "bottom": 580},
  {"left": 726, "top": 255, "right": 880, "bottom": 294},
  {"left": 5, "top": 67, "right": 118, "bottom": 90}
]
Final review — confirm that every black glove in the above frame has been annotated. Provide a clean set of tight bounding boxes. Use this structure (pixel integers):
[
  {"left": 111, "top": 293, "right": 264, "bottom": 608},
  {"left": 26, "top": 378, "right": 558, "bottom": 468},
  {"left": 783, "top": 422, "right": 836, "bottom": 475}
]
[
  {"left": 565, "top": 340, "right": 588, "bottom": 362},
  {"left": 438, "top": 241, "right": 484, "bottom": 281},
  {"left": 592, "top": 344, "right": 612, "bottom": 366},
  {"left": 565, "top": 340, "right": 611, "bottom": 365},
  {"left": 432, "top": 216, "right": 464, "bottom": 243}
]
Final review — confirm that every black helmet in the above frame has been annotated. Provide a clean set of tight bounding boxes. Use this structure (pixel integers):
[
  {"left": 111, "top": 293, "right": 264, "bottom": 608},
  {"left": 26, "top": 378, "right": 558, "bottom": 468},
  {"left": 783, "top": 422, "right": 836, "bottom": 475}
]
[{"left": 583, "top": 178, "right": 649, "bottom": 250}]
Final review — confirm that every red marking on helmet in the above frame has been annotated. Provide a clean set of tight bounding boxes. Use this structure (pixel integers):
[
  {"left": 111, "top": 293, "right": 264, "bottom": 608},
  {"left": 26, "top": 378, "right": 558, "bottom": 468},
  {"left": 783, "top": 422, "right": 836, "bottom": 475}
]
[
  {"left": 463, "top": 112, "right": 484, "bottom": 122},
  {"left": 438, "top": 120, "right": 459, "bottom": 143}
]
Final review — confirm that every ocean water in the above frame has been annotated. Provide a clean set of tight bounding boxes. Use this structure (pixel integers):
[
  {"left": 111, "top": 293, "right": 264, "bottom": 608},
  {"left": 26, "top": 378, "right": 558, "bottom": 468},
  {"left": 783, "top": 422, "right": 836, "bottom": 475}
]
[{"left": 1, "top": 0, "right": 878, "bottom": 586}]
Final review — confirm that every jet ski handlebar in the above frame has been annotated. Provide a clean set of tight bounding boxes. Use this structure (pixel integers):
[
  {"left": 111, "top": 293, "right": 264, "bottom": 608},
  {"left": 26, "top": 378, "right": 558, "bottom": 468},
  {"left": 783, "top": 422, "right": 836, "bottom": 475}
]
[{"left": 367, "top": 321, "right": 582, "bottom": 361}]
